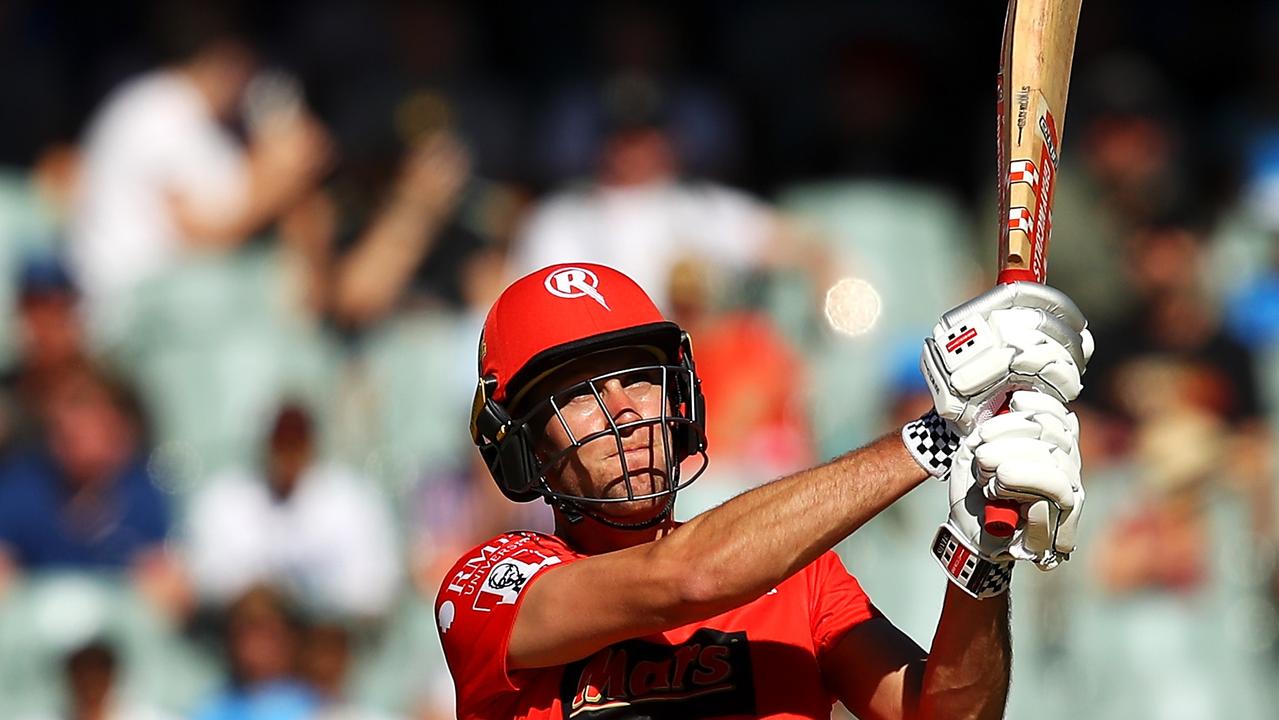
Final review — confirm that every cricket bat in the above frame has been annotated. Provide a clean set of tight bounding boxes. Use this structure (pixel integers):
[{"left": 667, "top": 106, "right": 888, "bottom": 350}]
[{"left": 986, "top": 0, "right": 1082, "bottom": 537}]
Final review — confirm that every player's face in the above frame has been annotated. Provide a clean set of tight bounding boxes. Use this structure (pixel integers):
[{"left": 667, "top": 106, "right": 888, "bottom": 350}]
[{"left": 529, "top": 349, "right": 673, "bottom": 520}]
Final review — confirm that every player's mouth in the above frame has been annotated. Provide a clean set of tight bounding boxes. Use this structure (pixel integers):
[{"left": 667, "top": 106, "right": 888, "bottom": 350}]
[{"left": 605, "top": 443, "right": 655, "bottom": 460}]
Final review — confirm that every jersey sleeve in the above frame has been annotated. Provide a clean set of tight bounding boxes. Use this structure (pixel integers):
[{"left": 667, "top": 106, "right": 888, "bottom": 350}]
[
  {"left": 807, "top": 550, "right": 881, "bottom": 658},
  {"left": 434, "top": 532, "right": 578, "bottom": 710}
]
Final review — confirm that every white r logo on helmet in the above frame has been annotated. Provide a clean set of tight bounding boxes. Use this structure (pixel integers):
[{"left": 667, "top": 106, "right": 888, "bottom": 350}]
[{"left": 544, "top": 267, "right": 610, "bottom": 310}]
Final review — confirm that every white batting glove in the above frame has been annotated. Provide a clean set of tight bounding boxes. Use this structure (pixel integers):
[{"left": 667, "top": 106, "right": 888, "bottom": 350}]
[
  {"left": 932, "top": 391, "right": 1084, "bottom": 598},
  {"left": 921, "top": 282, "right": 1093, "bottom": 436}
]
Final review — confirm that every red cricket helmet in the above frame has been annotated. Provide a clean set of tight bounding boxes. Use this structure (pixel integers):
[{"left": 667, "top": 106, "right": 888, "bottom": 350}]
[{"left": 470, "top": 263, "right": 707, "bottom": 520}]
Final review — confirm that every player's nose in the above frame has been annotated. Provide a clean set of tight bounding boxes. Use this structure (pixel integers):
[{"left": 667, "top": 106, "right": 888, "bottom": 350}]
[{"left": 596, "top": 378, "right": 641, "bottom": 420}]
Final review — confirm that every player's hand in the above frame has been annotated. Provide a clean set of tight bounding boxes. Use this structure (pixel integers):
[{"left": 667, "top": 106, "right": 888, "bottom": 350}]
[
  {"left": 931, "top": 391, "right": 1084, "bottom": 598},
  {"left": 921, "top": 282, "right": 1093, "bottom": 436}
]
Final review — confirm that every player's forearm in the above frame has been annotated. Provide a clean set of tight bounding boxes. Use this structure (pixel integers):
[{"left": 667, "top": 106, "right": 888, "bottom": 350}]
[
  {"left": 657, "top": 432, "right": 928, "bottom": 618},
  {"left": 915, "top": 584, "right": 1011, "bottom": 720}
]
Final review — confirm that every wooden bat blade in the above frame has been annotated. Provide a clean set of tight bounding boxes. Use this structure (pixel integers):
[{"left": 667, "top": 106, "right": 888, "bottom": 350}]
[
  {"left": 987, "top": 0, "right": 1082, "bottom": 538},
  {"left": 997, "top": 0, "right": 1082, "bottom": 284}
]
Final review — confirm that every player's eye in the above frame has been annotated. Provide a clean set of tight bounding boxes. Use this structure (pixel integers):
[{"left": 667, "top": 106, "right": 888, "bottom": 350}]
[
  {"left": 556, "top": 383, "right": 597, "bottom": 408},
  {"left": 619, "top": 369, "right": 659, "bottom": 394}
]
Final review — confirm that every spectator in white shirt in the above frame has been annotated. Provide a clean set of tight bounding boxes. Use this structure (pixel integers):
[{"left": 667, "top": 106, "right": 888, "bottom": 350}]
[
  {"left": 185, "top": 403, "right": 401, "bottom": 620},
  {"left": 511, "top": 79, "right": 827, "bottom": 311},
  {"left": 68, "top": 5, "right": 330, "bottom": 342}
]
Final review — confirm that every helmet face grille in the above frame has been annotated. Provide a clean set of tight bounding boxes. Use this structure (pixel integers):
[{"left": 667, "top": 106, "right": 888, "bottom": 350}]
[{"left": 478, "top": 360, "right": 708, "bottom": 509}]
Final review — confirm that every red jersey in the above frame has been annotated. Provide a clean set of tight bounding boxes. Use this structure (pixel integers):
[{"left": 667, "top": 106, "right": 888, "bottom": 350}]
[{"left": 435, "top": 531, "right": 880, "bottom": 719}]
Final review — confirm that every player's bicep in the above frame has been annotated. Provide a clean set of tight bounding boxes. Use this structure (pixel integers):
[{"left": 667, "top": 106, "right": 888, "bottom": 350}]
[
  {"left": 820, "top": 617, "right": 928, "bottom": 720},
  {"left": 508, "top": 544, "right": 686, "bottom": 670}
]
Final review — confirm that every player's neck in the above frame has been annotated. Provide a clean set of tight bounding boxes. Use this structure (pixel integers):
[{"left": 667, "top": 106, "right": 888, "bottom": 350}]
[{"left": 554, "top": 512, "right": 677, "bottom": 555}]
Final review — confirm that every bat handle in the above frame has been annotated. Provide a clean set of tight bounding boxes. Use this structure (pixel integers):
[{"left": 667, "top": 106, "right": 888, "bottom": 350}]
[
  {"left": 985, "top": 268, "right": 1033, "bottom": 538},
  {"left": 982, "top": 348, "right": 1022, "bottom": 538}
]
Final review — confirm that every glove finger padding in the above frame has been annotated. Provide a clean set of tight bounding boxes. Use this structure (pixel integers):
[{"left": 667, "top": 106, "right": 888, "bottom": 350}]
[
  {"left": 1008, "top": 391, "right": 1080, "bottom": 443},
  {"left": 941, "top": 392, "right": 1084, "bottom": 579},
  {"left": 939, "top": 283, "right": 1079, "bottom": 329},
  {"left": 985, "top": 457, "right": 1078, "bottom": 561},
  {"left": 988, "top": 304, "right": 1091, "bottom": 371},
  {"left": 1022, "top": 500, "right": 1060, "bottom": 558},
  {"left": 922, "top": 283, "right": 1090, "bottom": 436},
  {"left": 976, "top": 444, "right": 1077, "bottom": 507},
  {"left": 969, "top": 412, "right": 1042, "bottom": 444},
  {"left": 999, "top": 322, "right": 1084, "bottom": 402},
  {"left": 1052, "top": 483, "right": 1084, "bottom": 556}
]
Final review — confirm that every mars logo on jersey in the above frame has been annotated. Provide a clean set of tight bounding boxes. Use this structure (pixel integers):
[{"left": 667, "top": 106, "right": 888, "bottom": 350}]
[
  {"left": 545, "top": 267, "right": 610, "bottom": 310},
  {"left": 559, "top": 629, "right": 756, "bottom": 719}
]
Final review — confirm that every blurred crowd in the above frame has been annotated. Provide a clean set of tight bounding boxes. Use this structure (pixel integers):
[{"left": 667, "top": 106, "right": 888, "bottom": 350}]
[{"left": 2, "top": 1, "right": 1279, "bottom": 718}]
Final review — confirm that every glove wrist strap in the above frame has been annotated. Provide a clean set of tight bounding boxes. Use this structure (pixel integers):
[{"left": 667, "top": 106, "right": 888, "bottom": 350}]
[
  {"left": 902, "top": 410, "right": 960, "bottom": 478},
  {"left": 931, "top": 523, "right": 1014, "bottom": 599}
]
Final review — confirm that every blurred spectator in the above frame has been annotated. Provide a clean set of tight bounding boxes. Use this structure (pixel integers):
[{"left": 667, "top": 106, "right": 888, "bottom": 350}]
[
  {"left": 194, "top": 586, "right": 319, "bottom": 720},
  {"left": 536, "top": 3, "right": 742, "bottom": 182},
  {"left": 62, "top": 2, "right": 340, "bottom": 492},
  {"left": 1223, "top": 260, "right": 1279, "bottom": 351},
  {"left": 16, "top": 639, "right": 176, "bottom": 720},
  {"left": 298, "top": 624, "right": 351, "bottom": 712},
  {"left": 284, "top": 2, "right": 527, "bottom": 330},
  {"left": 0, "top": 256, "right": 87, "bottom": 454},
  {"left": 511, "top": 78, "right": 816, "bottom": 313},
  {"left": 329, "top": 132, "right": 476, "bottom": 328},
  {"left": 1096, "top": 473, "right": 1217, "bottom": 597},
  {"left": 0, "top": 143, "right": 79, "bottom": 371},
  {"left": 384, "top": 2, "right": 524, "bottom": 181},
  {"left": 1045, "top": 55, "right": 1193, "bottom": 330},
  {"left": 667, "top": 258, "right": 812, "bottom": 478},
  {"left": 665, "top": 256, "right": 815, "bottom": 518},
  {"left": 185, "top": 403, "right": 400, "bottom": 620},
  {"left": 1084, "top": 223, "right": 1266, "bottom": 444},
  {"left": 0, "top": 363, "right": 179, "bottom": 603},
  {"left": 1219, "top": 139, "right": 1279, "bottom": 348},
  {"left": 68, "top": 2, "right": 331, "bottom": 346},
  {"left": 1070, "top": 220, "right": 1276, "bottom": 717},
  {"left": 300, "top": 622, "right": 403, "bottom": 720},
  {"left": 1085, "top": 221, "right": 1271, "bottom": 520}
]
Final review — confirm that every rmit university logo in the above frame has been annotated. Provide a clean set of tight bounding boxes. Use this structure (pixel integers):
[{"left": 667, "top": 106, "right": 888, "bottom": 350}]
[
  {"left": 545, "top": 267, "right": 610, "bottom": 310},
  {"left": 559, "top": 628, "right": 756, "bottom": 719}
]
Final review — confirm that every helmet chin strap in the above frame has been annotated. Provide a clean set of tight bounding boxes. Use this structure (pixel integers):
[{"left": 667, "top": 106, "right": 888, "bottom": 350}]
[{"left": 550, "top": 491, "right": 676, "bottom": 531}]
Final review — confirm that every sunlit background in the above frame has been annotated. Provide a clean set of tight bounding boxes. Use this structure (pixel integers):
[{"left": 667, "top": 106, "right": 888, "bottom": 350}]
[{"left": 0, "top": 1, "right": 1277, "bottom": 718}]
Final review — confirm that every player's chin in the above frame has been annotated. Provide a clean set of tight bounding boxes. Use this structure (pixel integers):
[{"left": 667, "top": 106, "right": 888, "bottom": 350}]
[
  {"left": 599, "top": 470, "right": 672, "bottom": 514},
  {"left": 600, "top": 494, "right": 671, "bottom": 523}
]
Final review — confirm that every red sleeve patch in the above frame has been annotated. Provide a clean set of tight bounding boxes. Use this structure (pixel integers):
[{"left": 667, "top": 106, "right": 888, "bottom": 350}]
[{"left": 435, "top": 532, "right": 580, "bottom": 709}]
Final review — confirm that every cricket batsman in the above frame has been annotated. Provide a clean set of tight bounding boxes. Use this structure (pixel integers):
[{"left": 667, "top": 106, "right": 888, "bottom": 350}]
[{"left": 436, "top": 262, "right": 1092, "bottom": 719}]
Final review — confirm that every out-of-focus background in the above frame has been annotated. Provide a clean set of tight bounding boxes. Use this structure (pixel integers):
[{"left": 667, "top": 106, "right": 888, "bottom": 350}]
[{"left": 0, "top": 0, "right": 1276, "bottom": 717}]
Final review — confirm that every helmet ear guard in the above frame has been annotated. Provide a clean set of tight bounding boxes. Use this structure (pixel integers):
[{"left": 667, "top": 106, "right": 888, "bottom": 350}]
[
  {"left": 669, "top": 332, "right": 707, "bottom": 460},
  {"left": 471, "top": 375, "right": 542, "bottom": 503},
  {"left": 470, "top": 331, "right": 707, "bottom": 505}
]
